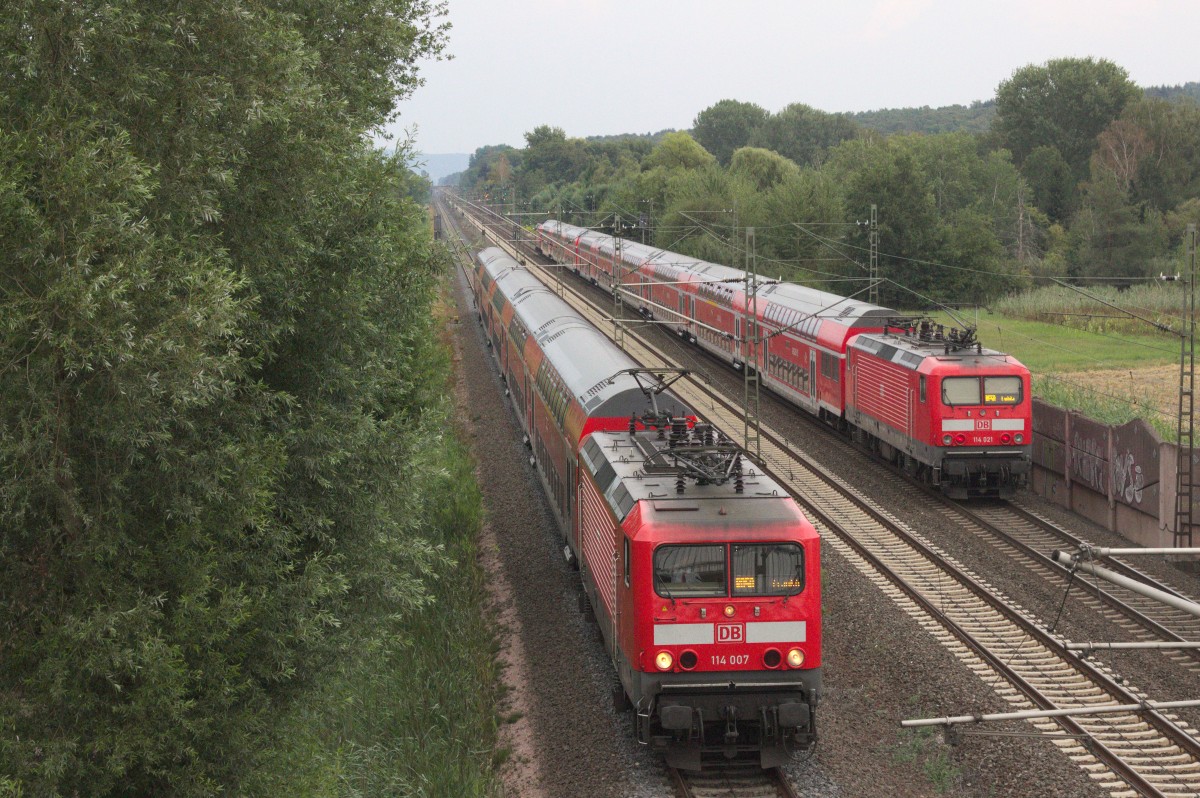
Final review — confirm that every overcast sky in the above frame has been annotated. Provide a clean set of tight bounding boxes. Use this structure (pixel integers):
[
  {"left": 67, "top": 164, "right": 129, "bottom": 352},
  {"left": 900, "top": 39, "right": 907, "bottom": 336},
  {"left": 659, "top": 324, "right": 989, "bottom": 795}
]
[{"left": 382, "top": 0, "right": 1199, "bottom": 156}]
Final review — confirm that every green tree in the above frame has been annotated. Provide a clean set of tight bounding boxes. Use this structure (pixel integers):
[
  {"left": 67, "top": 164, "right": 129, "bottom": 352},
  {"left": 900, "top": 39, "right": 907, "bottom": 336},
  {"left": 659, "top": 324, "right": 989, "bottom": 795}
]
[
  {"left": 0, "top": 1, "right": 448, "bottom": 794},
  {"left": 656, "top": 167, "right": 760, "bottom": 265},
  {"left": 759, "top": 169, "right": 847, "bottom": 281},
  {"left": 1122, "top": 97, "right": 1200, "bottom": 215},
  {"left": 826, "top": 138, "right": 937, "bottom": 304},
  {"left": 461, "top": 144, "right": 522, "bottom": 188},
  {"left": 826, "top": 135, "right": 1018, "bottom": 307},
  {"left": 748, "top": 103, "right": 859, "bottom": 167},
  {"left": 644, "top": 131, "right": 717, "bottom": 171},
  {"left": 994, "top": 57, "right": 1141, "bottom": 179},
  {"left": 1166, "top": 198, "right": 1200, "bottom": 249},
  {"left": 729, "top": 146, "right": 800, "bottom": 191},
  {"left": 692, "top": 99, "right": 769, "bottom": 166},
  {"left": 937, "top": 208, "right": 1009, "bottom": 304},
  {"left": 1021, "top": 145, "right": 1077, "bottom": 223},
  {"left": 1072, "top": 158, "right": 1168, "bottom": 281},
  {"left": 521, "top": 124, "right": 590, "bottom": 191}
]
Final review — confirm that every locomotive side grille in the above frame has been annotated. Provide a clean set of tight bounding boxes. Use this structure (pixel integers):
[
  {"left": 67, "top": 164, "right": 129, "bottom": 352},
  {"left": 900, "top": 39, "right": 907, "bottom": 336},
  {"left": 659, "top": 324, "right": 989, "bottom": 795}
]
[
  {"left": 579, "top": 476, "right": 617, "bottom": 616},
  {"left": 854, "top": 356, "right": 911, "bottom": 431}
]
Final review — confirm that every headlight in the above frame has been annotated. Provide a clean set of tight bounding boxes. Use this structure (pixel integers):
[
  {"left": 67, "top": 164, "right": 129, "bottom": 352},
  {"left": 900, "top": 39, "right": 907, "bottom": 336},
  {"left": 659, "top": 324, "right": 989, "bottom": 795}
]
[
  {"left": 786, "top": 648, "right": 805, "bottom": 668},
  {"left": 942, "top": 434, "right": 953, "bottom": 445},
  {"left": 1015, "top": 433, "right": 1024, "bottom": 444},
  {"left": 655, "top": 651, "right": 674, "bottom": 671},
  {"left": 723, "top": 605, "right": 736, "bottom": 618}
]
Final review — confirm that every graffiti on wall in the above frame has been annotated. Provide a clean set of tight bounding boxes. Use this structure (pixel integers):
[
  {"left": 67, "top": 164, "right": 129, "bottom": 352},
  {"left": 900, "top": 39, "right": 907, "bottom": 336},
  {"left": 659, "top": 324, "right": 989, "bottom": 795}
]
[
  {"left": 1112, "top": 450, "right": 1145, "bottom": 505},
  {"left": 1070, "top": 431, "right": 1108, "bottom": 494}
]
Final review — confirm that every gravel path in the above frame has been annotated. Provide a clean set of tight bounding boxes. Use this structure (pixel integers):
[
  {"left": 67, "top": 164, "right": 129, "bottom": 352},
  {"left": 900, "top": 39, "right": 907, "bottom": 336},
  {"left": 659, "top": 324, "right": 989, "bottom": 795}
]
[{"left": 445, "top": 254, "right": 1184, "bottom": 797}]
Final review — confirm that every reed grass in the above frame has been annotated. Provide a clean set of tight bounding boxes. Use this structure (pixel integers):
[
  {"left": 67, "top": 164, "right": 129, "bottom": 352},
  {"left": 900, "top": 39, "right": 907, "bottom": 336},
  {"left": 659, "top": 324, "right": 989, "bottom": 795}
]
[{"left": 991, "top": 283, "right": 1191, "bottom": 338}]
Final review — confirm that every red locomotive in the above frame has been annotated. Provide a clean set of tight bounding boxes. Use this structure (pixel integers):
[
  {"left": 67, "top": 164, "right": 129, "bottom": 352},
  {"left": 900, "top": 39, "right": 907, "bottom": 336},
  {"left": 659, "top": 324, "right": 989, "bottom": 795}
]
[
  {"left": 536, "top": 221, "right": 1031, "bottom": 499},
  {"left": 472, "top": 246, "right": 822, "bottom": 770}
]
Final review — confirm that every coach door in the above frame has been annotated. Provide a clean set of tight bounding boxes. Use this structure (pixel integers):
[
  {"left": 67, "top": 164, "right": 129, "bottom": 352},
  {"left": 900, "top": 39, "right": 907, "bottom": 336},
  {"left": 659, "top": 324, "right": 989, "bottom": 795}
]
[
  {"left": 565, "top": 458, "right": 574, "bottom": 529},
  {"left": 808, "top": 352, "right": 817, "bottom": 400}
]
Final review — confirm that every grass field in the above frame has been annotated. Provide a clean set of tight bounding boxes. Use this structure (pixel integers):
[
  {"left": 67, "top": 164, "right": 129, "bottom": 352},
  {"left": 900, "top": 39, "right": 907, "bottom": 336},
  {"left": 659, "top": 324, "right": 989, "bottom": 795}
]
[{"left": 931, "top": 309, "right": 1179, "bottom": 373}]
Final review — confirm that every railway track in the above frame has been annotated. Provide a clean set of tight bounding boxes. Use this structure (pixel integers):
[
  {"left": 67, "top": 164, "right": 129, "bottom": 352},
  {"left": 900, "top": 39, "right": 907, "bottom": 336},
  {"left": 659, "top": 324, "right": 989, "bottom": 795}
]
[
  {"left": 440, "top": 192, "right": 1200, "bottom": 796},
  {"left": 827, "top": 454, "right": 1200, "bottom": 676},
  {"left": 669, "top": 762, "right": 800, "bottom": 798},
  {"left": 955, "top": 500, "right": 1200, "bottom": 668}
]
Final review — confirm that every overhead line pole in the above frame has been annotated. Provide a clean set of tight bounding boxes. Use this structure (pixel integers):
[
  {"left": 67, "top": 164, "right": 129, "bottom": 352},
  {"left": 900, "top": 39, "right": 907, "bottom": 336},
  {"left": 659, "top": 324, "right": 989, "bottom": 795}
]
[
  {"left": 613, "top": 215, "right": 625, "bottom": 350},
  {"left": 744, "top": 227, "right": 761, "bottom": 461},
  {"left": 868, "top": 204, "right": 879, "bottom": 306},
  {"left": 1176, "top": 223, "right": 1197, "bottom": 548}
]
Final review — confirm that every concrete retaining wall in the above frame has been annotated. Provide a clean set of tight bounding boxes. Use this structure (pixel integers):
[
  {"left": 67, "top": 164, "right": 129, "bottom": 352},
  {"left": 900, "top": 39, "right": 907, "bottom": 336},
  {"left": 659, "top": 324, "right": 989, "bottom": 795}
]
[{"left": 1030, "top": 398, "right": 1198, "bottom": 547}]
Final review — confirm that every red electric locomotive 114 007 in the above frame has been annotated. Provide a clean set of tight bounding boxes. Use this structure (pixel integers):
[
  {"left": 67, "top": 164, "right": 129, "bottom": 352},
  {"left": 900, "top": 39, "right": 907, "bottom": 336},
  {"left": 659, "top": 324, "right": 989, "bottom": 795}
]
[
  {"left": 471, "top": 246, "right": 822, "bottom": 770},
  {"left": 535, "top": 220, "right": 1032, "bottom": 499}
]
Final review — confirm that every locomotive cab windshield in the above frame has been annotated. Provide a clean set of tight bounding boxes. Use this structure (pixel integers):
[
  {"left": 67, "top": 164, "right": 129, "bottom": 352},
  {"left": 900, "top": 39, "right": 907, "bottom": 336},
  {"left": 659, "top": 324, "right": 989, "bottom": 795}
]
[
  {"left": 654, "top": 543, "right": 805, "bottom": 598},
  {"left": 941, "top": 375, "right": 1023, "bottom": 406}
]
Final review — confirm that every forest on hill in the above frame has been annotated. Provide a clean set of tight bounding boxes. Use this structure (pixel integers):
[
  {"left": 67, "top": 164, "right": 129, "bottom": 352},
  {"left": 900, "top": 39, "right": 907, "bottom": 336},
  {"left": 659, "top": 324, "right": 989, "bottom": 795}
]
[
  {"left": 455, "top": 60, "right": 1200, "bottom": 310},
  {"left": 847, "top": 82, "right": 1199, "bottom": 136}
]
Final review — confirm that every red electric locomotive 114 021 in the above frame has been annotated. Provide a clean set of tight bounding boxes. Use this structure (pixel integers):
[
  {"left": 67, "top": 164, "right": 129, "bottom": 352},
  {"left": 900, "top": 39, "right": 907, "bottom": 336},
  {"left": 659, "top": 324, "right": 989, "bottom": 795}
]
[
  {"left": 535, "top": 220, "right": 1032, "bottom": 499},
  {"left": 471, "top": 246, "right": 822, "bottom": 770}
]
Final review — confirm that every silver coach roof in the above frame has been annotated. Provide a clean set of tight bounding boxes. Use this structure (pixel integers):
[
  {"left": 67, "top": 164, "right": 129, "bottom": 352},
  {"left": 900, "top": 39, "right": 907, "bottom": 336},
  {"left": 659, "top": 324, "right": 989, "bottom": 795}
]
[
  {"left": 539, "top": 221, "right": 896, "bottom": 329},
  {"left": 477, "top": 247, "right": 691, "bottom": 418},
  {"left": 759, "top": 281, "right": 897, "bottom": 334}
]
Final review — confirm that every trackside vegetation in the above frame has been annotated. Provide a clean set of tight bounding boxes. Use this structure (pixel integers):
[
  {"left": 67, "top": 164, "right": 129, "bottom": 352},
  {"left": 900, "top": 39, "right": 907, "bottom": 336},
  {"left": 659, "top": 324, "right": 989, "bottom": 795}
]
[
  {"left": 988, "top": 284, "right": 1188, "bottom": 436},
  {"left": 242, "top": 413, "right": 504, "bottom": 797},
  {"left": 1, "top": 2, "right": 503, "bottom": 795}
]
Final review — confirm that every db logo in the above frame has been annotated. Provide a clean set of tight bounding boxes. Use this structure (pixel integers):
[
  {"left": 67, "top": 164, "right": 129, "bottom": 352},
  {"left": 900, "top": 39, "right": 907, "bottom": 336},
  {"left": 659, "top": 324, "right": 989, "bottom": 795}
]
[
  {"left": 976, "top": 419, "right": 992, "bottom": 430},
  {"left": 716, "top": 623, "right": 745, "bottom": 643}
]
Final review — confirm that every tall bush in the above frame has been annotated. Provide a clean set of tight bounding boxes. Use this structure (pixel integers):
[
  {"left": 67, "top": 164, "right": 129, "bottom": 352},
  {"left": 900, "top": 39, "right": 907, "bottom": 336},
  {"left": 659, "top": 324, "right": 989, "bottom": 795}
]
[{"left": 0, "top": 1, "right": 448, "bottom": 793}]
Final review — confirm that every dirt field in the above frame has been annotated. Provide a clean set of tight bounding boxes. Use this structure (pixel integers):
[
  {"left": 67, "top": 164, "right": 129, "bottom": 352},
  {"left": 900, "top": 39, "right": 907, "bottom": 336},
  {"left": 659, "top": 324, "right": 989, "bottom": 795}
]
[{"left": 1049, "top": 363, "right": 1184, "bottom": 422}]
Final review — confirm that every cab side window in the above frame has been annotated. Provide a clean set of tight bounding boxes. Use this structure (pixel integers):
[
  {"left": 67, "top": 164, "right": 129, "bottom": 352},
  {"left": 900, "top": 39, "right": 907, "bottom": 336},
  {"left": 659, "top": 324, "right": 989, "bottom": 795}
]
[{"left": 623, "top": 537, "right": 631, "bottom": 588}]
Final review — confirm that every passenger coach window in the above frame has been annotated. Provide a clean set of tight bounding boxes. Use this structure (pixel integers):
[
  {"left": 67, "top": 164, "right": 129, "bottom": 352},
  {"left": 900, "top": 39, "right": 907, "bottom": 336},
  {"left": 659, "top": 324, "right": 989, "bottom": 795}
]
[
  {"left": 984, "top": 376, "right": 1022, "bottom": 405},
  {"left": 654, "top": 545, "right": 726, "bottom": 597},
  {"left": 732, "top": 544, "right": 804, "bottom": 596},
  {"left": 941, "top": 376, "right": 981, "bottom": 406}
]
